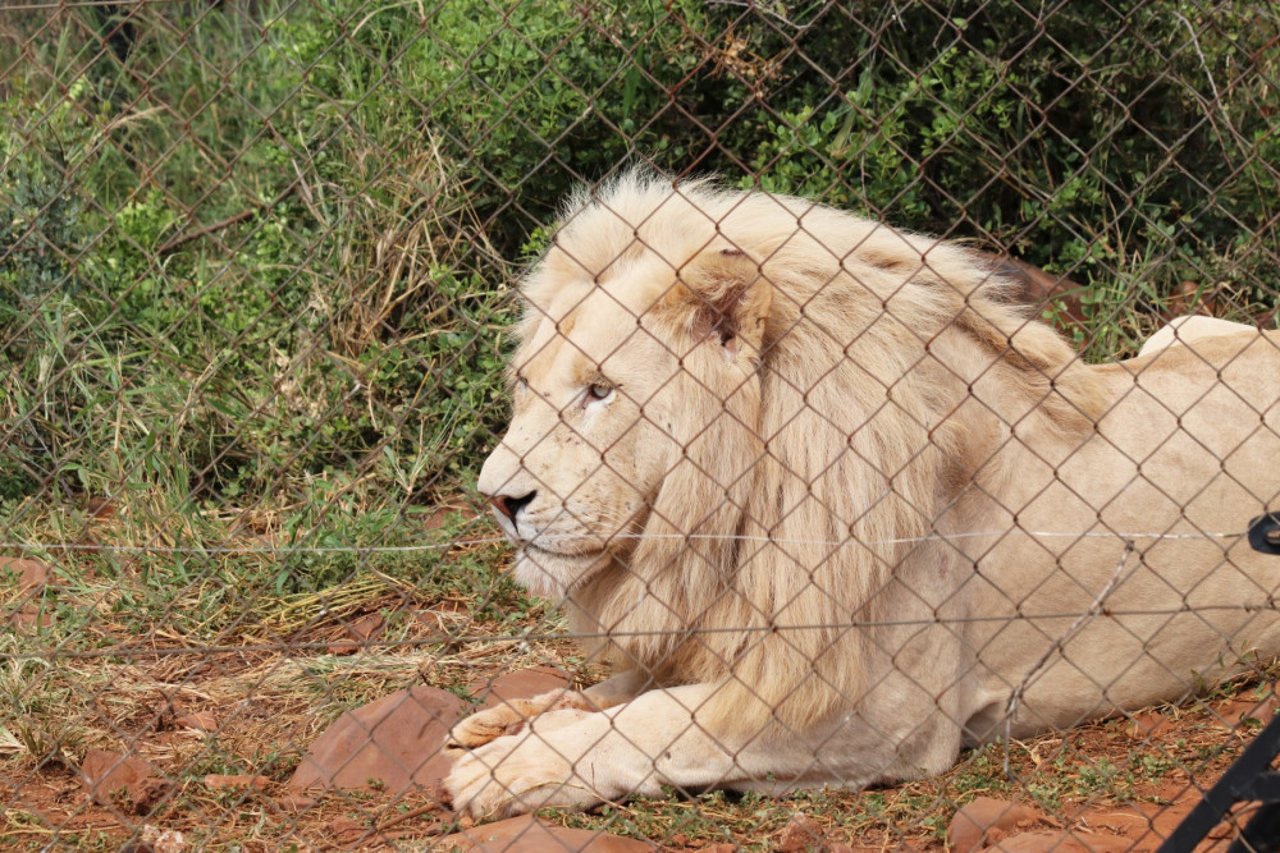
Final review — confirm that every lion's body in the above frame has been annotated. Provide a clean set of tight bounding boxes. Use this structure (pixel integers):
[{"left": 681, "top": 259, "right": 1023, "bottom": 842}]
[{"left": 446, "top": 173, "right": 1280, "bottom": 817}]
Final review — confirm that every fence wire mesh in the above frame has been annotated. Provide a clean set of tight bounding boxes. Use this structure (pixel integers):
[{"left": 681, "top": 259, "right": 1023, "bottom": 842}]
[{"left": 2, "top": 1, "right": 1279, "bottom": 850}]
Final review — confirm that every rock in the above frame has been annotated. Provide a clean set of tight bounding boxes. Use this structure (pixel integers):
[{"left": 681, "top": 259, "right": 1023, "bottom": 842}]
[
  {"left": 9, "top": 605, "right": 52, "bottom": 630},
  {"left": 327, "top": 612, "right": 386, "bottom": 655},
  {"left": 948, "top": 797, "right": 1045, "bottom": 853},
  {"left": 1085, "top": 789, "right": 1201, "bottom": 848},
  {"left": 692, "top": 845, "right": 736, "bottom": 853},
  {"left": 1214, "top": 696, "right": 1275, "bottom": 730},
  {"left": 993, "top": 831, "right": 1128, "bottom": 852},
  {"left": 437, "top": 814, "right": 654, "bottom": 852},
  {"left": 174, "top": 712, "right": 217, "bottom": 732},
  {"left": 3, "top": 557, "right": 54, "bottom": 631},
  {"left": 0, "top": 557, "right": 50, "bottom": 594},
  {"left": 469, "top": 666, "right": 570, "bottom": 710},
  {"left": 125, "top": 825, "right": 185, "bottom": 853},
  {"left": 81, "top": 748, "right": 168, "bottom": 814},
  {"left": 288, "top": 685, "right": 467, "bottom": 796},
  {"left": 1126, "top": 710, "right": 1169, "bottom": 739},
  {"left": 777, "top": 812, "right": 827, "bottom": 853},
  {"left": 275, "top": 792, "right": 316, "bottom": 812},
  {"left": 204, "top": 773, "right": 270, "bottom": 791},
  {"left": 86, "top": 496, "right": 117, "bottom": 520}
]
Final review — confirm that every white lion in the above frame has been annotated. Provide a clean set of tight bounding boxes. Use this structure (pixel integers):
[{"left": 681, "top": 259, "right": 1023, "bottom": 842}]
[{"left": 444, "top": 171, "right": 1280, "bottom": 819}]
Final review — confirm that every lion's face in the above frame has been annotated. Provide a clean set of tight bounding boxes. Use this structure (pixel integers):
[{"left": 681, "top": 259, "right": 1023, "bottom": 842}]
[
  {"left": 477, "top": 271, "right": 690, "bottom": 599},
  {"left": 478, "top": 180, "right": 774, "bottom": 601}
]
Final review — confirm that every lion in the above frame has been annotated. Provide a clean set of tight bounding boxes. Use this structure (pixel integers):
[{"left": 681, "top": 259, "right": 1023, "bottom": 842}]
[{"left": 443, "top": 171, "right": 1280, "bottom": 819}]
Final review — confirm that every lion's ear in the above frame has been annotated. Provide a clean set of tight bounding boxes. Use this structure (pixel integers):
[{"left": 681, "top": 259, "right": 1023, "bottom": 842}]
[{"left": 671, "top": 247, "right": 773, "bottom": 356}]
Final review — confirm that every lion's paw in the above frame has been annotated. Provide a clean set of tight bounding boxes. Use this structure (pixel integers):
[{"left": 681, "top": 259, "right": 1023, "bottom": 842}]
[
  {"left": 444, "top": 699, "right": 539, "bottom": 753},
  {"left": 443, "top": 709, "right": 604, "bottom": 819},
  {"left": 444, "top": 690, "right": 596, "bottom": 754}
]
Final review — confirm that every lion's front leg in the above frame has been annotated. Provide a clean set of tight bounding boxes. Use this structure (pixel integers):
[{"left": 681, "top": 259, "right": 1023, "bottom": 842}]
[
  {"left": 444, "top": 690, "right": 588, "bottom": 752},
  {"left": 444, "top": 670, "right": 648, "bottom": 753},
  {"left": 444, "top": 683, "right": 771, "bottom": 820}
]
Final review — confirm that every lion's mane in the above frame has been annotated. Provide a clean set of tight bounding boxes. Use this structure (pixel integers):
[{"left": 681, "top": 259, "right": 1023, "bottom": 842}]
[{"left": 524, "top": 172, "right": 1108, "bottom": 734}]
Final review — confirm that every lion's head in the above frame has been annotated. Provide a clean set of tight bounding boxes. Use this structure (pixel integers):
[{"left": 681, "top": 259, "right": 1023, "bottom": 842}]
[
  {"left": 478, "top": 171, "right": 1105, "bottom": 727},
  {"left": 477, "top": 184, "right": 770, "bottom": 602}
]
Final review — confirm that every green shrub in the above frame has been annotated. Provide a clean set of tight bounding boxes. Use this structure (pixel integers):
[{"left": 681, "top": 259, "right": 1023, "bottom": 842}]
[{"left": 1, "top": 0, "right": 1275, "bottom": 530}]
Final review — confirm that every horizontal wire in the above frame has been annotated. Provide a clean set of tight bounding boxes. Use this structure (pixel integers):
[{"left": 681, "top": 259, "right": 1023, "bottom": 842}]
[
  {"left": 3, "top": 601, "right": 1279, "bottom": 663},
  {"left": 0, "top": 527, "right": 1249, "bottom": 557}
]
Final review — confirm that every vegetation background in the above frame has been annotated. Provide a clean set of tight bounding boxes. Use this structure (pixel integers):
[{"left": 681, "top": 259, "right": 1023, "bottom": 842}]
[{"left": 1, "top": 0, "right": 1277, "bottom": 848}]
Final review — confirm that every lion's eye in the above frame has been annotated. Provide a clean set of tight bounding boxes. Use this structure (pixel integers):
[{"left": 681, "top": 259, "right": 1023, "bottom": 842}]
[{"left": 586, "top": 382, "right": 614, "bottom": 403}]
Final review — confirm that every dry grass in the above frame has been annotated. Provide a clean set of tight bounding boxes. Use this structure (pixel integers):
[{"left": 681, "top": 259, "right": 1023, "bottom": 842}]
[{"left": 3, "top": 514, "right": 1276, "bottom": 851}]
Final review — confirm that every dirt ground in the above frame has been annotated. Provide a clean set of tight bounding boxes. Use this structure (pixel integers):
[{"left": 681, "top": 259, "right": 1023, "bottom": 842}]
[
  {"left": 3, "top": 541, "right": 1278, "bottom": 851},
  {"left": 4, "top": 636, "right": 1275, "bottom": 849}
]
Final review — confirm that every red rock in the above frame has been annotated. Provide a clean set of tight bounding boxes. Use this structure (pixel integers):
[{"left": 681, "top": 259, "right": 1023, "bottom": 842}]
[
  {"left": 9, "top": 604, "right": 52, "bottom": 630},
  {"left": 992, "top": 830, "right": 1128, "bottom": 852},
  {"left": 275, "top": 792, "right": 316, "bottom": 812},
  {"left": 1116, "top": 795, "right": 1204, "bottom": 847},
  {"left": 80, "top": 748, "right": 168, "bottom": 813},
  {"left": 469, "top": 666, "right": 570, "bottom": 711},
  {"left": 437, "top": 814, "right": 654, "bottom": 851},
  {"left": 692, "top": 845, "right": 735, "bottom": 853},
  {"left": 777, "top": 811, "right": 828, "bottom": 853},
  {"left": 327, "top": 612, "right": 386, "bottom": 654},
  {"left": 174, "top": 712, "right": 217, "bottom": 732},
  {"left": 323, "top": 815, "right": 366, "bottom": 843},
  {"left": 1214, "top": 696, "right": 1276, "bottom": 729},
  {"left": 1127, "top": 710, "right": 1169, "bottom": 739},
  {"left": 948, "top": 798, "right": 1046, "bottom": 853},
  {"left": 86, "top": 496, "right": 117, "bottom": 519},
  {"left": 204, "top": 773, "right": 270, "bottom": 791},
  {"left": 0, "top": 556, "right": 50, "bottom": 594},
  {"left": 288, "top": 685, "right": 467, "bottom": 796},
  {"left": 4, "top": 558, "right": 54, "bottom": 631}
]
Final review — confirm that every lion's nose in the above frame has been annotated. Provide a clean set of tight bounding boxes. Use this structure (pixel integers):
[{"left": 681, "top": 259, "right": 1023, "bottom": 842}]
[{"left": 490, "top": 491, "right": 536, "bottom": 523}]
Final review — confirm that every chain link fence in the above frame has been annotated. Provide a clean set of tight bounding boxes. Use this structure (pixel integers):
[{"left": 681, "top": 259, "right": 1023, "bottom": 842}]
[{"left": 2, "top": 1, "right": 1279, "bottom": 850}]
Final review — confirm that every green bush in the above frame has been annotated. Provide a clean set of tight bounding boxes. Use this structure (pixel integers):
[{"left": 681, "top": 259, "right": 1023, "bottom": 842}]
[{"left": 1, "top": 0, "right": 1275, "bottom": 528}]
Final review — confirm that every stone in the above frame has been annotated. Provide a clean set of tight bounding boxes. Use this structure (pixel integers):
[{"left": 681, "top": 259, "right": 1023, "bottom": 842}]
[
  {"left": 288, "top": 685, "right": 467, "bottom": 796},
  {"left": 993, "top": 830, "right": 1128, "bottom": 852},
  {"left": 174, "top": 712, "right": 217, "bottom": 732},
  {"left": 80, "top": 748, "right": 168, "bottom": 813},
  {"left": 437, "top": 814, "right": 654, "bottom": 852},
  {"left": 275, "top": 792, "right": 316, "bottom": 812},
  {"left": 948, "top": 797, "right": 1045, "bottom": 853},
  {"left": 328, "top": 612, "right": 386, "bottom": 655},
  {"left": 469, "top": 666, "right": 570, "bottom": 710},
  {"left": 3, "top": 557, "right": 54, "bottom": 631},
  {"left": 1126, "top": 710, "right": 1169, "bottom": 739},
  {"left": 0, "top": 556, "right": 50, "bottom": 594},
  {"left": 777, "top": 812, "right": 827, "bottom": 853}
]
